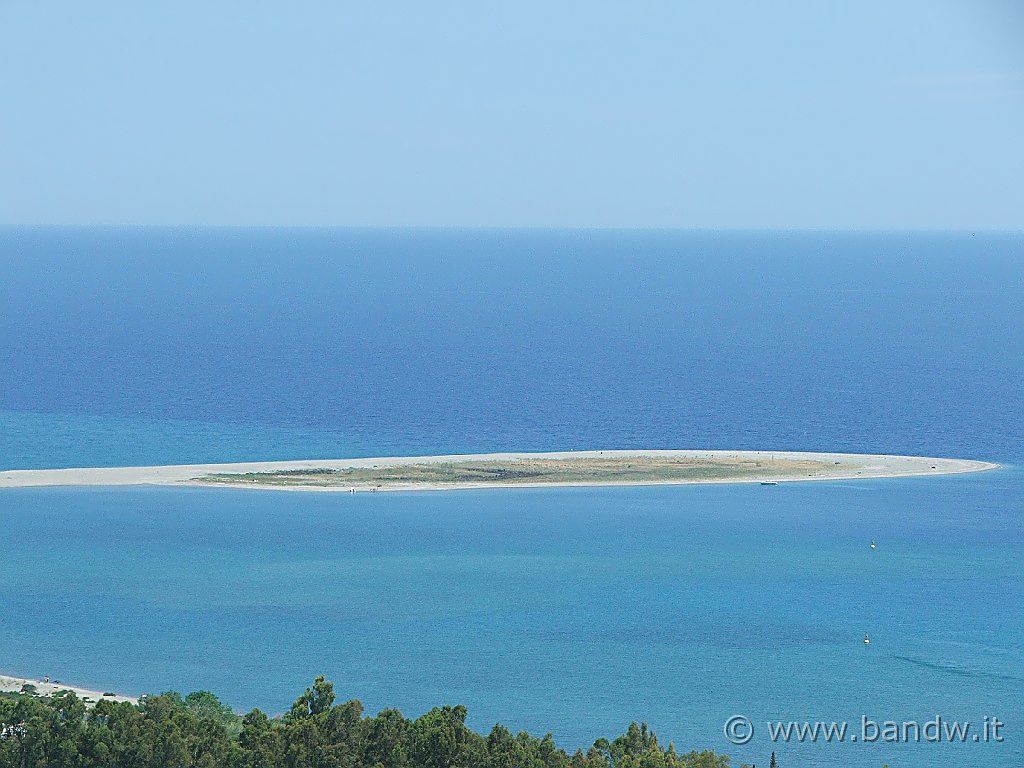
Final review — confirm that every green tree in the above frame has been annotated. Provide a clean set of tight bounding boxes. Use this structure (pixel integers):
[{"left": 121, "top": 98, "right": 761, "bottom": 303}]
[
  {"left": 286, "top": 676, "right": 337, "bottom": 722},
  {"left": 363, "top": 708, "right": 410, "bottom": 768},
  {"left": 410, "top": 706, "right": 474, "bottom": 768}
]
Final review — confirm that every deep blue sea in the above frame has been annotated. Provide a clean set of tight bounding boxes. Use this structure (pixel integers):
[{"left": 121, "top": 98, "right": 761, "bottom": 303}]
[{"left": 1, "top": 228, "right": 1022, "bottom": 767}]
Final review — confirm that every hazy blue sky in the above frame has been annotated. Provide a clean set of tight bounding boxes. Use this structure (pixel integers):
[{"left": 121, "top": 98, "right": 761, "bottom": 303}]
[{"left": 2, "top": 2, "right": 1022, "bottom": 228}]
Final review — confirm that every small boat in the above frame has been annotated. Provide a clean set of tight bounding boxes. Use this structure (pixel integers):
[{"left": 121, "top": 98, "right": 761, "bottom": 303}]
[
  {"left": 863, "top": 634, "right": 871, "bottom": 645},
  {"left": 760, "top": 481, "right": 778, "bottom": 486},
  {"left": 870, "top": 540, "right": 877, "bottom": 550}
]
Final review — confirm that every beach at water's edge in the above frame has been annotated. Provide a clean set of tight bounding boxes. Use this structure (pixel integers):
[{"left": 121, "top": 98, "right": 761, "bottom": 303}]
[{"left": 0, "top": 673, "right": 137, "bottom": 705}]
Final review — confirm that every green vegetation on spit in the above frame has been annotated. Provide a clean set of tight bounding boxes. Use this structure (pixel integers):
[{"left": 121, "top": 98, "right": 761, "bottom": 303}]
[
  {"left": 0, "top": 677, "right": 770, "bottom": 768},
  {"left": 197, "top": 455, "right": 835, "bottom": 489}
]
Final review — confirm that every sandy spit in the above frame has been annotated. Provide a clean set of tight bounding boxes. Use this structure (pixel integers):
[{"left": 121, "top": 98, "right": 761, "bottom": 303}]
[{"left": 0, "top": 450, "right": 998, "bottom": 492}]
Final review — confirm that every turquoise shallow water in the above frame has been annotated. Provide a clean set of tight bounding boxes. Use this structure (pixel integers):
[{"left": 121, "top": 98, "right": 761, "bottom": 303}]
[
  {"left": 1, "top": 472, "right": 1021, "bottom": 767},
  {"left": 1, "top": 229, "right": 1022, "bottom": 767}
]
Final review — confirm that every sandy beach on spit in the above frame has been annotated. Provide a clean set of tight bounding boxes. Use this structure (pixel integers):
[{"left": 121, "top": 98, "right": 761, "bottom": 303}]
[
  {"left": 0, "top": 450, "right": 998, "bottom": 492},
  {"left": 0, "top": 673, "right": 137, "bottom": 704}
]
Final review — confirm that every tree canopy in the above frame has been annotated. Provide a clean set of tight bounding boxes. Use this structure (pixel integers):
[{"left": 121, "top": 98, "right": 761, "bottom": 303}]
[{"left": 0, "top": 679, "right": 746, "bottom": 768}]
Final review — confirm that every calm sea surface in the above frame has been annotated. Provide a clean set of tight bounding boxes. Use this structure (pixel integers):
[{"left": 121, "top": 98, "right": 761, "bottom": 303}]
[{"left": 1, "top": 229, "right": 1022, "bottom": 767}]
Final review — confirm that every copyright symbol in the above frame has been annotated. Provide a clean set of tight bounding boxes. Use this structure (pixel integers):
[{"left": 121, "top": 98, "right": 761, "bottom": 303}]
[{"left": 724, "top": 715, "right": 753, "bottom": 745}]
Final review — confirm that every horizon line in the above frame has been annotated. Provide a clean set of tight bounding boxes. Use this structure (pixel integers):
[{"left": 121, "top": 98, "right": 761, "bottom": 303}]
[{"left": 2, "top": 224, "right": 1023, "bottom": 235}]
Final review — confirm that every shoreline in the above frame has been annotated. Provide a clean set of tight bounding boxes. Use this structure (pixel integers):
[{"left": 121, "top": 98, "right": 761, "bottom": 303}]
[
  {"left": 0, "top": 673, "right": 137, "bottom": 705},
  {"left": 0, "top": 450, "right": 999, "bottom": 492}
]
